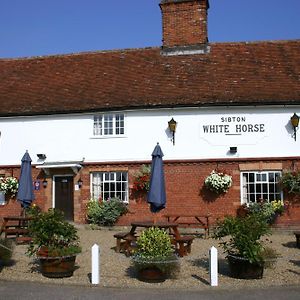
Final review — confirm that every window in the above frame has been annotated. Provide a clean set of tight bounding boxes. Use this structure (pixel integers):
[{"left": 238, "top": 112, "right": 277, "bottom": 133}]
[
  {"left": 93, "top": 114, "right": 125, "bottom": 136},
  {"left": 91, "top": 171, "right": 128, "bottom": 202},
  {"left": 241, "top": 171, "right": 282, "bottom": 204}
]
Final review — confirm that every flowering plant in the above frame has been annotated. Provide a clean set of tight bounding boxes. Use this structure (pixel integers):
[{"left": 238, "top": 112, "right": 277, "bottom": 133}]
[
  {"left": 0, "top": 176, "right": 19, "bottom": 197},
  {"left": 246, "top": 199, "right": 285, "bottom": 224},
  {"left": 204, "top": 170, "right": 232, "bottom": 194},
  {"left": 132, "top": 165, "right": 151, "bottom": 193},
  {"left": 279, "top": 171, "right": 300, "bottom": 194},
  {"left": 271, "top": 199, "right": 285, "bottom": 215}
]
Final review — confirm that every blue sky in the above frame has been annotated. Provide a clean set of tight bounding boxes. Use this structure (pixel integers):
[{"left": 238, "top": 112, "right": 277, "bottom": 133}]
[{"left": 0, "top": 0, "right": 299, "bottom": 58}]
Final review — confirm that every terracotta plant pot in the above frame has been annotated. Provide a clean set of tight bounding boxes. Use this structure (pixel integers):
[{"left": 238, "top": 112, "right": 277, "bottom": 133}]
[
  {"left": 38, "top": 255, "right": 77, "bottom": 278},
  {"left": 227, "top": 254, "right": 264, "bottom": 279}
]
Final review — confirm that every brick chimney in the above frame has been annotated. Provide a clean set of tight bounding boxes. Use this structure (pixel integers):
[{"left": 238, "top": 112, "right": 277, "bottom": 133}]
[{"left": 160, "top": 0, "right": 210, "bottom": 56}]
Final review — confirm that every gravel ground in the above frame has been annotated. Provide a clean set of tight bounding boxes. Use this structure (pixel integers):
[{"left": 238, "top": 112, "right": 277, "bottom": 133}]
[{"left": 1, "top": 226, "right": 300, "bottom": 290}]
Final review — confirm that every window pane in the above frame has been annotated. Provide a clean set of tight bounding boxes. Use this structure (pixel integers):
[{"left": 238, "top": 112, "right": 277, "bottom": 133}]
[
  {"left": 104, "top": 115, "right": 113, "bottom": 135},
  {"left": 115, "top": 114, "right": 124, "bottom": 135},
  {"left": 93, "top": 115, "right": 103, "bottom": 135}
]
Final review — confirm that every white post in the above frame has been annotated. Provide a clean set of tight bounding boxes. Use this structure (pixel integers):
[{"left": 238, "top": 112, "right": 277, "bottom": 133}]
[
  {"left": 91, "top": 244, "right": 100, "bottom": 284},
  {"left": 209, "top": 246, "right": 218, "bottom": 286}
]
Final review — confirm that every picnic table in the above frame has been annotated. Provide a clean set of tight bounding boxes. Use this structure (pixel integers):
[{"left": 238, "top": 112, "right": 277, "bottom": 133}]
[
  {"left": 114, "top": 221, "right": 194, "bottom": 257},
  {"left": 164, "top": 214, "right": 211, "bottom": 238}
]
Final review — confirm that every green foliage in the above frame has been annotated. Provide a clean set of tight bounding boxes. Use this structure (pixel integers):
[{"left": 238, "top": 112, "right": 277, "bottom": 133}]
[
  {"left": 25, "top": 204, "right": 41, "bottom": 217},
  {"left": 86, "top": 197, "right": 128, "bottom": 226},
  {"left": 213, "top": 214, "right": 271, "bottom": 264},
  {"left": 27, "top": 208, "right": 81, "bottom": 257},
  {"left": 133, "top": 227, "right": 179, "bottom": 278},
  {"left": 0, "top": 238, "right": 14, "bottom": 264},
  {"left": 280, "top": 171, "right": 300, "bottom": 194},
  {"left": 135, "top": 227, "right": 173, "bottom": 259},
  {"left": 244, "top": 200, "right": 285, "bottom": 224}
]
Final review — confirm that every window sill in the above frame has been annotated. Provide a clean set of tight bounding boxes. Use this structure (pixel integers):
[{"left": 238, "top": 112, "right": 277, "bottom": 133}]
[{"left": 90, "top": 135, "right": 127, "bottom": 140}]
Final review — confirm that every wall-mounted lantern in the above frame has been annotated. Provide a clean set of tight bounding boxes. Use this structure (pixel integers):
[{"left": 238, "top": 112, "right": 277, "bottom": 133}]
[
  {"left": 42, "top": 179, "right": 48, "bottom": 188},
  {"left": 37, "top": 153, "right": 47, "bottom": 160},
  {"left": 168, "top": 118, "right": 177, "bottom": 145},
  {"left": 291, "top": 113, "right": 299, "bottom": 141},
  {"left": 78, "top": 178, "right": 83, "bottom": 189}
]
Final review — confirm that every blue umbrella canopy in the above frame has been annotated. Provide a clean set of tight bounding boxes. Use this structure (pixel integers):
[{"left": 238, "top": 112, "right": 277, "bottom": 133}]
[
  {"left": 147, "top": 143, "right": 166, "bottom": 213},
  {"left": 17, "top": 151, "right": 35, "bottom": 209}
]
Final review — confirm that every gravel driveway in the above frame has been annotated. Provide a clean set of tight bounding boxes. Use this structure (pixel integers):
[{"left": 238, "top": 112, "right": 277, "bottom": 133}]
[{"left": 1, "top": 226, "right": 299, "bottom": 290}]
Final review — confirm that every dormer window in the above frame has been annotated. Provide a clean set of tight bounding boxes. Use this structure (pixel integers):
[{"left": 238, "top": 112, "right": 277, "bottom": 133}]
[{"left": 93, "top": 113, "right": 125, "bottom": 136}]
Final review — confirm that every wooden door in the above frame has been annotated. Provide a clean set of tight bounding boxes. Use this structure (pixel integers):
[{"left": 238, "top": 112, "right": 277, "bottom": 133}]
[{"left": 54, "top": 176, "right": 74, "bottom": 221}]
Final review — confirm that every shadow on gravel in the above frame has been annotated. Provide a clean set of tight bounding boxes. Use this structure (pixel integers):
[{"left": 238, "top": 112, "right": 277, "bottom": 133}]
[
  {"left": 125, "top": 265, "right": 137, "bottom": 278},
  {"left": 282, "top": 241, "right": 298, "bottom": 249},
  {"left": 289, "top": 259, "right": 300, "bottom": 267},
  {"left": 189, "top": 257, "right": 230, "bottom": 277}
]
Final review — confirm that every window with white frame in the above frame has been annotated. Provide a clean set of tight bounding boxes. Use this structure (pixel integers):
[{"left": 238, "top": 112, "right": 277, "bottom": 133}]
[
  {"left": 93, "top": 113, "right": 125, "bottom": 136},
  {"left": 91, "top": 171, "right": 128, "bottom": 202},
  {"left": 241, "top": 171, "right": 282, "bottom": 204}
]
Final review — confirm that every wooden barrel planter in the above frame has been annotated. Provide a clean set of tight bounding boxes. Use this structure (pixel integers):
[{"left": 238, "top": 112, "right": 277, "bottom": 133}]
[
  {"left": 227, "top": 255, "right": 264, "bottom": 279},
  {"left": 38, "top": 255, "right": 77, "bottom": 278},
  {"left": 132, "top": 255, "right": 180, "bottom": 283}
]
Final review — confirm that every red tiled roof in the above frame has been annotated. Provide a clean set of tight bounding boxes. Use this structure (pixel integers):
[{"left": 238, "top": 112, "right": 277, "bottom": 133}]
[{"left": 0, "top": 40, "right": 299, "bottom": 116}]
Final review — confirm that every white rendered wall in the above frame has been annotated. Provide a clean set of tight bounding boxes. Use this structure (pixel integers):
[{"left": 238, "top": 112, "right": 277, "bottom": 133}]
[{"left": 0, "top": 106, "right": 299, "bottom": 166}]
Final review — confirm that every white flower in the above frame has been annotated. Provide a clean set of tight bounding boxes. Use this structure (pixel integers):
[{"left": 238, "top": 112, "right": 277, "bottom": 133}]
[
  {"left": 0, "top": 176, "right": 19, "bottom": 196},
  {"left": 205, "top": 170, "right": 232, "bottom": 194}
]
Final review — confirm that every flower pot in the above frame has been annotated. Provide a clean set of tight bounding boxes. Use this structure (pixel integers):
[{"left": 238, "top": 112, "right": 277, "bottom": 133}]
[
  {"left": 138, "top": 266, "right": 166, "bottom": 283},
  {"left": 132, "top": 255, "right": 180, "bottom": 283},
  {"left": 38, "top": 255, "right": 77, "bottom": 278},
  {"left": 227, "top": 255, "right": 264, "bottom": 279}
]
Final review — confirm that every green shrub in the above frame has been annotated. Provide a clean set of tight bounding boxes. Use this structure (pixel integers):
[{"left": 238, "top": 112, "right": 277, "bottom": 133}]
[
  {"left": 27, "top": 208, "right": 81, "bottom": 257},
  {"left": 86, "top": 197, "right": 128, "bottom": 226},
  {"left": 133, "top": 227, "right": 179, "bottom": 278},
  {"left": 136, "top": 227, "right": 173, "bottom": 259},
  {"left": 213, "top": 213, "right": 271, "bottom": 264}
]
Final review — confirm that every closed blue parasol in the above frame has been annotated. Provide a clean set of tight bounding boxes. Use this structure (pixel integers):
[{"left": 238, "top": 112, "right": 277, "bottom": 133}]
[
  {"left": 17, "top": 151, "right": 35, "bottom": 209},
  {"left": 147, "top": 143, "right": 166, "bottom": 213}
]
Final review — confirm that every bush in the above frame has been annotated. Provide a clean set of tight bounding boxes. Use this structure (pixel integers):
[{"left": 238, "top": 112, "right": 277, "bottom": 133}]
[
  {"left": 135, "top": 227, "right": 173, "bottom": 259},
  {"left": 213, "top": 213, "right": 271, "bottom": 264},
  {"left": 86, "top": 197, "right": 128, "bottom": 226},
  {"left": 133, "top": 227, "right": 179, "bottom": 278},
  {"left": 27, "top": 209, "right": 81, "bottom": 257}
]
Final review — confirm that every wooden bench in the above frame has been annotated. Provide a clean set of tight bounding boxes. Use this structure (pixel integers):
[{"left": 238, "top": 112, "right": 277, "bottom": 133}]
[
  {"left": 174, "top": 235, "right": 194, "bottom": 257},
  {"left": 294, "top": 231, "right": 300, "bottom": 248},
  {"left": 123, "top": 235, "right": 138, "bottom": 256}
]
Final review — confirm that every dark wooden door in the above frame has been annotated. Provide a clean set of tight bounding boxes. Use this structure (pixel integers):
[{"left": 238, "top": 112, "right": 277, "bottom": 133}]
[{"left": 54, "top": 176, "right": 74, "bottom": 221}]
